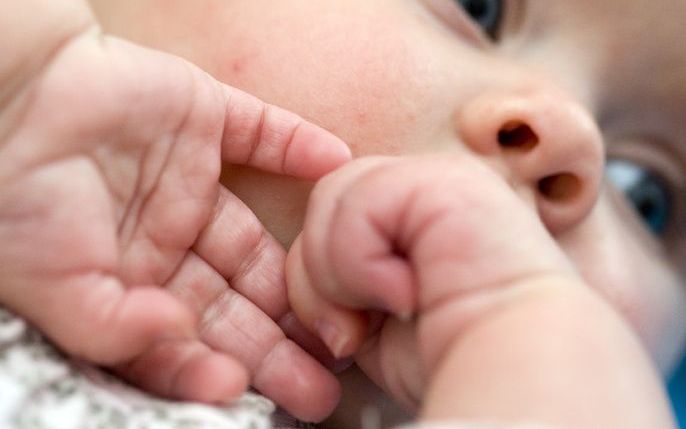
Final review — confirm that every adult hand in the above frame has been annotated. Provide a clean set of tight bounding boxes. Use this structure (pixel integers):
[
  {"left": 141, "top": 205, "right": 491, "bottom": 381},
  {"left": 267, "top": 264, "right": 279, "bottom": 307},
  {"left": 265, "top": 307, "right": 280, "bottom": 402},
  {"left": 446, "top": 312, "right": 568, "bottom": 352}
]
[{"left": 0, "top": 1, "right": 347, "bottom": 422}]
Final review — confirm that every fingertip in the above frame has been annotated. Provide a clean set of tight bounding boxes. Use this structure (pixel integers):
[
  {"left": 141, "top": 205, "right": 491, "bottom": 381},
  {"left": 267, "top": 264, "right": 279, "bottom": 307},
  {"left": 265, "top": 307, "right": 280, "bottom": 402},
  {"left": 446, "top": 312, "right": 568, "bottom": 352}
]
[
  {"left": 65, "top": 288, "right": 196, "bottom": 365},
  {"left": 314, "top": 317, "right": 361, "bottom": 359},
  {"left": 287, "top": 238, "right": 367, "bottom": 358},
  {"left": 284, "top": 122, "right": 351, "bottom": 180},
  {"left": 125, "top": 288, "right": 197, "bottom": 340},
  {"left": 96, "top": 289, "right": 196, "bottom": 364},
  {"left": 278, "top": 311, "right": 353, "bottom": 372},
  {"left": 254, "top": 340, "right": 341, "bottom": 423},
  {"left": 173, "top": 353, "right": 250, "bottom": 403},
  {"left": 343, "top": 254, "right": 417, "bottom": 319}
]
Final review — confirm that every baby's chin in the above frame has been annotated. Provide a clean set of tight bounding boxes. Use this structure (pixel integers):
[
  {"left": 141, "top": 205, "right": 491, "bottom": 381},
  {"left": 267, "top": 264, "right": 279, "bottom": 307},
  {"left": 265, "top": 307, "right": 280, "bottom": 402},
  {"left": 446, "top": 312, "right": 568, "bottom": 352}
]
[{"left": 221, "top": 164, "right": 313, "bottom": 247}]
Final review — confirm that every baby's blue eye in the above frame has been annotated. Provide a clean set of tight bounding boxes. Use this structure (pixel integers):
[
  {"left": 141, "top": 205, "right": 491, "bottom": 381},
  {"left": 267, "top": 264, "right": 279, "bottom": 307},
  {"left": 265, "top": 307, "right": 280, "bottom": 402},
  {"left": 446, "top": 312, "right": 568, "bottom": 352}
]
[
  {"left": 456, "top": 0, "right": 503, "bottom": 39},
  {"left": 606, "top": 159, "right": 673, "bottom": 235}
]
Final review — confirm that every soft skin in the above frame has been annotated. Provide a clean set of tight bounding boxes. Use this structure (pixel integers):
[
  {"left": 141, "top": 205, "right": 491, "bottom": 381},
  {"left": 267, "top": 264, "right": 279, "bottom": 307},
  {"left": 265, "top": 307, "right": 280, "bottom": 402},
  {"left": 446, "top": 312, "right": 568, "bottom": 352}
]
[
  {"left": 89, "top": 0, "right": 686, "bottom": 422},
  {"left": 286, "top": 153, "right": 675, "bottom": 428},
  {"left": 0, "top": 0, "right": 353, "bottom": 423}
]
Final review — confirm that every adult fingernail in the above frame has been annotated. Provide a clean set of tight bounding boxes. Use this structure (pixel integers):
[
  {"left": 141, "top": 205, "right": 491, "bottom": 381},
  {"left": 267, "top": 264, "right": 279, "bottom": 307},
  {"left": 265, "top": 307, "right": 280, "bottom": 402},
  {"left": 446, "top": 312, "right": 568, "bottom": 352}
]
[
  {"left": 315, "top": 318, "right": 350, "bottom": 359},
  {"left": 327, "top": 134, "right": 353, "bottom": 162}
]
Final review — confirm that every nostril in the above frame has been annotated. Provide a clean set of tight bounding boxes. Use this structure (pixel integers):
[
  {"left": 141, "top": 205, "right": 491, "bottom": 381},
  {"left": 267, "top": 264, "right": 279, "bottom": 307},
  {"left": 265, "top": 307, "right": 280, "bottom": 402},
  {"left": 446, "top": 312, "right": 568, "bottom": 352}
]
[
  {"left": 498, "top": 121, "right": 539, "bottom": 150},
  {"left": 538, "top": 173, "right": 581, "bottom": 202}
]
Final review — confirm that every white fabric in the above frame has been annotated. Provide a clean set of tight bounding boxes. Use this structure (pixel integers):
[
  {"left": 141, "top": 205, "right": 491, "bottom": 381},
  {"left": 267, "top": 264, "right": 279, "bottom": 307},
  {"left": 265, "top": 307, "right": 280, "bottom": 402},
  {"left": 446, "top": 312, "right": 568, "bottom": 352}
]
[
  {"left": 0, "top": 307, "right": 275, "bottom": 429},
  {"left": 0, "top": 307, "right": 559, "bottom": 429},
  {"left": 394, "top": 422, "right": 556, "bottom": 429}
]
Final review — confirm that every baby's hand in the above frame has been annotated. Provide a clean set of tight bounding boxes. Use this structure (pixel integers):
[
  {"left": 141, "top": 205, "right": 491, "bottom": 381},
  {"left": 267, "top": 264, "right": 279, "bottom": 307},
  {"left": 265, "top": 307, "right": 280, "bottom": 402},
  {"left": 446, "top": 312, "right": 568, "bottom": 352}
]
[
  {"left": 287, "top": 154, "right": 572, "bottom": 407},
  {"left": 287, "top": 154, "right": 673, "bottom": 426},
  {"left": 0, "top": 10, "right": 346, "bottom": 422}
]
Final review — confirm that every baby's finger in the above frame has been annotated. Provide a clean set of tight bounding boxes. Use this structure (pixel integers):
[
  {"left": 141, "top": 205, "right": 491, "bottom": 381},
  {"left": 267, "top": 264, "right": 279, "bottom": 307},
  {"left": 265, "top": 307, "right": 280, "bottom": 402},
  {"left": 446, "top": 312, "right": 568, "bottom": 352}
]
[
  {"left": 278, "top": 312, "right": 354, "bottom": 373},
  {"left": 286, "top": 236, "right": 368, "bottom": 359},
  {"left": 299, "top": 157, "right": 417, "bottom": 316},
  {"left": 354, "top": 317, "right": 424, "bottom": 412},
  {"left": 193, "top": 186, "right": 289, "bottom": 320},
  {"left": 302, "top": 156, "right": 574, "bottom": 319},
  {"left": 220, "top": 86, "right": 351, "bottom": 180},
  {"left": 116, "top": 340, "right": 248, "bottom": 404},
  {"left": 307, "top": 155, "right": 576, "bottom": 375}
]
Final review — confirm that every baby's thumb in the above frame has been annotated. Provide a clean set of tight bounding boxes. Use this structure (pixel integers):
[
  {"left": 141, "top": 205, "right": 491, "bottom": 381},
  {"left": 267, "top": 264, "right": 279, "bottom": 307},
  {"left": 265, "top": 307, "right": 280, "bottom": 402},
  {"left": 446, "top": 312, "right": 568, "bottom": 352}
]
[{"left": 287, "top": 235, "right": 368, "bottom": 359}]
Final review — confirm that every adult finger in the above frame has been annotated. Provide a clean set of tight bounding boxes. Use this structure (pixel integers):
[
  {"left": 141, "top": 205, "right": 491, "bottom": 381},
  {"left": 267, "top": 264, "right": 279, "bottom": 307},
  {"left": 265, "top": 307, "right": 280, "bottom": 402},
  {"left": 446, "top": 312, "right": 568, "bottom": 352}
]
[
  {"left": 200, "top": 287, "right": 341, "bottom": 422},
  {"left": 5, "top": 32, "right": 350, "bottom": 183},
  {"left": 13, "top": 275, "right": 196, "bottom": 366},
  {"left": 219, "top": 86, "right": 352, "bottom": 180},
  {"left": 116, "top": 340, "right": 249, "bottom": 404},
  {"left": 191, "top": 185, "right": 348, "bottom": 369},
  {"left": 193, "top": 186, "right": 289, "bottom": 320},
  {"left": 165, "top": 252, "right": 340, "bottom": 422}
]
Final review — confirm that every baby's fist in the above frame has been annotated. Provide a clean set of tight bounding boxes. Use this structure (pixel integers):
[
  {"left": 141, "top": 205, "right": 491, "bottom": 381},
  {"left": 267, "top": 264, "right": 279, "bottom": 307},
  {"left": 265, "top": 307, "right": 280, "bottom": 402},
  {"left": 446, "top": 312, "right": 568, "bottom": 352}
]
[{"left": 286, "top": 154, "right": 576, "bottom": 408}]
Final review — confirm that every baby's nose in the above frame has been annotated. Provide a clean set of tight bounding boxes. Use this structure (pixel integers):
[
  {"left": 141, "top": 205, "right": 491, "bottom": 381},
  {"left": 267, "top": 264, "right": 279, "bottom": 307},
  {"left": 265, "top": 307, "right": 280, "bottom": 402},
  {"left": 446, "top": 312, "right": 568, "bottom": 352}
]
[{"left": 457, "top": 88, "right": 604, "bottom": 234}]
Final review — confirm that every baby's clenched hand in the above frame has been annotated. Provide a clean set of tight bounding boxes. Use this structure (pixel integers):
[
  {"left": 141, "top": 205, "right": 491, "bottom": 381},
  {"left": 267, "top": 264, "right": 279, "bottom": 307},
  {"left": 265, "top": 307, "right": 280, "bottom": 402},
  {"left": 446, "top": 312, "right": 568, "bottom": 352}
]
[
  {"left": 0, "top": 18, "right": 349, "bottom": 422},
  {"left": 287, "top": 154, "right": 675, "bottom": 427},
  {"left": 286, "top": 154, "right": 578, "bottom": 408}
]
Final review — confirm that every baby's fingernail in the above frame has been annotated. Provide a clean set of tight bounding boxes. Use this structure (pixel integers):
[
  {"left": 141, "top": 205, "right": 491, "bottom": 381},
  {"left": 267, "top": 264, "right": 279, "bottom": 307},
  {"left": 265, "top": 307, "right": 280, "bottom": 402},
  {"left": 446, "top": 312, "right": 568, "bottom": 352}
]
[
  {"left": 395, "top": 310, "right": 413, "bottom": 322},
  {"left": 383, "top": 300, "right": 413, "bottom": 322},
  {"left": 329, "top": 356, "right": 355, "bottom": 374},
  {"left": 315, "top": 318, "right": 350, "bottom": 359}
]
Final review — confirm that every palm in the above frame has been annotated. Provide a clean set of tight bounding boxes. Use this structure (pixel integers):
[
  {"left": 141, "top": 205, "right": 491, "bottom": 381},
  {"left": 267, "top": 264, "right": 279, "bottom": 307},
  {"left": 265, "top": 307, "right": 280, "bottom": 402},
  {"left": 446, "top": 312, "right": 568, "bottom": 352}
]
[{"left": 0, "top": 30, "right": 346, "bottom": 421}]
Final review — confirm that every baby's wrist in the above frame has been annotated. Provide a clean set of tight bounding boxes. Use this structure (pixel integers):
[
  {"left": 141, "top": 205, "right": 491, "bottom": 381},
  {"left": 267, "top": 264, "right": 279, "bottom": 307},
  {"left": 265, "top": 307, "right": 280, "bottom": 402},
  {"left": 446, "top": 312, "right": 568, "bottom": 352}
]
[
  {"left": 420, "top": 277, "right": 671, "bottom": 427},
  {"left": 418, "top": 273, "right": 584, "bottom": 376}
]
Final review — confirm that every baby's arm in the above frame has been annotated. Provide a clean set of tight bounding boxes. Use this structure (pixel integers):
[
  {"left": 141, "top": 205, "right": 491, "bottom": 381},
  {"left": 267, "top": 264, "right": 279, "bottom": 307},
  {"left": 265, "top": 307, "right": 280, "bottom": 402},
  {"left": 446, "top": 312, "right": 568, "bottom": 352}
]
[{"left": 287, "top": 154, "right": 675, "bottom": 428}]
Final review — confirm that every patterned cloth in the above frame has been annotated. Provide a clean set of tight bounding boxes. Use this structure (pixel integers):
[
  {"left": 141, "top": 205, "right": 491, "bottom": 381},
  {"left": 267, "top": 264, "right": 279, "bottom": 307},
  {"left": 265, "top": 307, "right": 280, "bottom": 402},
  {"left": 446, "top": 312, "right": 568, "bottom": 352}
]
[
  {"left": 0, "top": 307, "right": 557, "bottom": 429},
  {"left": 0, "top": 307, "right": 275, "bottom": 429},
  {"left": 394, "top": 423, "right": 555, "bottom": 429}
]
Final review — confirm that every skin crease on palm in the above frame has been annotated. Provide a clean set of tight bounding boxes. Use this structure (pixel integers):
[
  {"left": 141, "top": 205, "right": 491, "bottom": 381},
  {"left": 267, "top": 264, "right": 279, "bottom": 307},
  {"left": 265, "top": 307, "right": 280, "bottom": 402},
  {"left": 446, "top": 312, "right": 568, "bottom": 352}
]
[{"left": 88, "top": 0, "right": 686, "bottom": 421}]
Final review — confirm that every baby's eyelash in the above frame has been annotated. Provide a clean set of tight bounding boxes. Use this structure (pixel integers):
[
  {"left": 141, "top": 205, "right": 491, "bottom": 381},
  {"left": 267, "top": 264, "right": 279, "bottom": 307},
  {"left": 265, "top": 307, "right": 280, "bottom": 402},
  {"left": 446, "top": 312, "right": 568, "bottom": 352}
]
[
  {"left": 606, "top": 159, "right": 674, "bottom": 236},
  {"left": 422, "top": 0, "right": 497, "bottom": 48},
  {"left": 454, "top": 0, "right": 505, "bottom": 40}
]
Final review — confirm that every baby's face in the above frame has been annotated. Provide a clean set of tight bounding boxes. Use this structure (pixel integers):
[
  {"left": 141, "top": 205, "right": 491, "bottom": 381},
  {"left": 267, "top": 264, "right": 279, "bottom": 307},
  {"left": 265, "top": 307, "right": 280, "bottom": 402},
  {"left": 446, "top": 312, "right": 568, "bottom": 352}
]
[{"left": 91, "top": 0, "right": 686, "bottom": 374}]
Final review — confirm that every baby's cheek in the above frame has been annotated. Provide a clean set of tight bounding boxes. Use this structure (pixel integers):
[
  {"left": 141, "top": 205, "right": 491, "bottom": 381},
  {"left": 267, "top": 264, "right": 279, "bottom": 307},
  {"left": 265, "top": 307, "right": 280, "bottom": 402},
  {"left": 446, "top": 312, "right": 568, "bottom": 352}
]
[
  {"left": 210, "top": 3, "right": 441, "bottom": 158},
  {"left": 560, "top": 191, "right": 686, "bottom": 374},
  {"left": 211, "top": 6, "right": 450, "bottom": 246}
]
